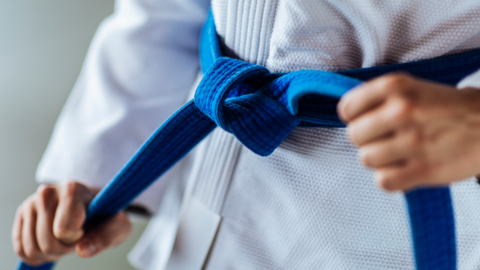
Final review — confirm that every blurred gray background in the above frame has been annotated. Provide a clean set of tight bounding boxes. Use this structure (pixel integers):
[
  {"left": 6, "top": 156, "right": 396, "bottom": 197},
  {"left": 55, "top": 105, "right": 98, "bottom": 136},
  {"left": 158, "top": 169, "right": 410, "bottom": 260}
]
[{"left": 0, "top": 0, "right": 146, "bottom": 269}]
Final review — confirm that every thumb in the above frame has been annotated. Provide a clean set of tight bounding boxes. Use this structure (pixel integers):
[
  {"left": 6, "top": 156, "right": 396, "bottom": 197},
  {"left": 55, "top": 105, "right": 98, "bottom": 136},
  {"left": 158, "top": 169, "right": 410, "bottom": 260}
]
[
  {"left": 53, "top": 182, "right": 95, "bottom": 244},
  {"left": 75, "top": 211, "right": 132, "bottom": 258}
]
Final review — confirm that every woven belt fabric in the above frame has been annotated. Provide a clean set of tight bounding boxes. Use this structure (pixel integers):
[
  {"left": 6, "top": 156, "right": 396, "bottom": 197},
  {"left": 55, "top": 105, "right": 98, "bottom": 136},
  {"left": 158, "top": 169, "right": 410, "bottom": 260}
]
[{"left": 20, "top": 10, "right": 480, "bottom": 270}]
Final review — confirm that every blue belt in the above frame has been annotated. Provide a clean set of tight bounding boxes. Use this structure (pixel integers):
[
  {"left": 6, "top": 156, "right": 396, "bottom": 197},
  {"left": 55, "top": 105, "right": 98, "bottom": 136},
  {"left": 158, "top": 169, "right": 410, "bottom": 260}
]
[{"left": 18, "top": 10, "right": 480, "bottom": 270}]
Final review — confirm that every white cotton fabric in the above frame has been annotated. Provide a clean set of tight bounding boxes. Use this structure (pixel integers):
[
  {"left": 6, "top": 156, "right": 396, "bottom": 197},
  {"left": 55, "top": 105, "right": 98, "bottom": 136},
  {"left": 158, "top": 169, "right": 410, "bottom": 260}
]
[
  {"left": 214, "top": 0, "right": 480, "bottom": 72},
  {"left": 201, "top": 129, "right": 480, "bottom": 270},
  {"left": 458, "top": 71, "right": 480, "bottom": 90},
  {"left": 36, "top": 0, "right": 480, "bottom": 269},
  {"left": 36, "top": 0, "right": 210, "bottom": 212}
]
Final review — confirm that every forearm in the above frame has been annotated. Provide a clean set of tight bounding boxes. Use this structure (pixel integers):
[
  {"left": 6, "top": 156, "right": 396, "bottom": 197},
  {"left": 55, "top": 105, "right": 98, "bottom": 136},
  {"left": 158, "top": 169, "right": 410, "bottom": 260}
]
[{"left": 36, "top": 0, "right": 210, "bottom": 213}]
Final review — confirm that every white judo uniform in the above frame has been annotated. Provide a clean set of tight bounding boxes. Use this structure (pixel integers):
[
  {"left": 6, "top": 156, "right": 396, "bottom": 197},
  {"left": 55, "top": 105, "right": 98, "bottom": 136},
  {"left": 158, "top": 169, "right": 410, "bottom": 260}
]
[{"left": 37, "top": 0, "right": 480, "bottom": 269}]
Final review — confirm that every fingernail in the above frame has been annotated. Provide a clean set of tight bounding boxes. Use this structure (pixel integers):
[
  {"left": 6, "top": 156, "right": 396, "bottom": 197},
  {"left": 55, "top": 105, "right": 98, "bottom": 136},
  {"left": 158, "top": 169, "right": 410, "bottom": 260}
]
[{"left": 80, "top": 240, "right": 96, "bottom": 256}]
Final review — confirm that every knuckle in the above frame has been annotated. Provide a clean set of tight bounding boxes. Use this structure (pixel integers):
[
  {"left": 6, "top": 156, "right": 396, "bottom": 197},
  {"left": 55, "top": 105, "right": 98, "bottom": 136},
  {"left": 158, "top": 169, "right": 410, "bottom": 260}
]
[
  {"left": 36, "top": 185, "right": 56, "bottom": 209},
  {"left": 54, "top": 212, "right": 86, "bottom": 242},
  {"left": 390, "top": 99, "right": 413, "bottom": 122},
  {"left": 23, "top": 245, "right": 40, "bottom": 259},
  {"left": 39, "top": 242, "right": 58, "bottom": 255},
  {"left": 382, "top": 73, "right": 412, "bottom": 91},
  {"left": 63, "top": 181, "right": 85, "bottom": 197}
]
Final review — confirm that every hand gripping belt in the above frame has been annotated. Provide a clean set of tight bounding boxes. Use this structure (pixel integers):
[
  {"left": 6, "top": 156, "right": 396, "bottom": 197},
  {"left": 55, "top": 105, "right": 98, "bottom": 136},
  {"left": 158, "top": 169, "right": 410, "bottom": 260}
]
[{"left": 18, "top": 10, "right": 480, "bottom": 270}]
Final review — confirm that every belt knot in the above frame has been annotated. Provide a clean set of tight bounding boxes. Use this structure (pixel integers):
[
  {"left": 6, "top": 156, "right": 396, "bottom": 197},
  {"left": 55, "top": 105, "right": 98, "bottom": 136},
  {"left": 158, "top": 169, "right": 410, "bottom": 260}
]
[
  {"left": 194, "top": 57, "right": 300, "bottom": 156},
  {"left": 194, "top": 57, "right": 361, "bottom": 156}
]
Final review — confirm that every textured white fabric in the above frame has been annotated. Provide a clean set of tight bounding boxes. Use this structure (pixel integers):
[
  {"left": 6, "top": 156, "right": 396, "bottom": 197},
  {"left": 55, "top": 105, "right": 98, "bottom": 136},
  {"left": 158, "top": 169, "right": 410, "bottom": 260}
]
[
  {"left": 458, "top": 71, "right": 480, "bottom": 90},
  {"left": 205, "top": 1, "right": 480, "bottom": 269},
  {"left": 214, "top": 0, "right": 480, "bottom": 72},
  {"left": 202, "top": 129, "right": 480, "bottom": 270},
  {"left": 36, "top": 0, "right": 210, "bottom": 213},
  {"left": 36, "top": 0, "right": 480, "bottom": 269}
]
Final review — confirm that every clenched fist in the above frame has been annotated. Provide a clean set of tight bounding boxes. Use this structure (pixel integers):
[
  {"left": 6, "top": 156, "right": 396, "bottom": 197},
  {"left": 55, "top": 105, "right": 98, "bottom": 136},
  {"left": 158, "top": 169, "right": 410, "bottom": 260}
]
[
  {"left": 338, "top": 73, "right": 480, "bottom": 191},
  {"left": 12, "top": 181, "right": 132, "bottom": 266}
]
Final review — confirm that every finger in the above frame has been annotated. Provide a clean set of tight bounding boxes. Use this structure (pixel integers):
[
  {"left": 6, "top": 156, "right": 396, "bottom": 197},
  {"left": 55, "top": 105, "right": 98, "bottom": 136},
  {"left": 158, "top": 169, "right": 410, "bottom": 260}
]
[
  {"left": 347, "top": 101, "right": 398, "bottom": 146},
  {"left": 12, "top": 207, "right": 27, "bottom": 259},
  {"left": 375, "top": 159, "right": 437, "bottom": 192},
  {"left": 338, "top": 73, "right": 412, "bottom": 122},
  {"left": 76, "top": 212, "right": 132, "bottom": 258},
  {"left": 360, "top": 129, "right": 420, "bottom": 168},
  {"left": 21, "top": 201, "right": 45, "bottom": 262},
  {"left": 338, "top": 83, "right": 386, "bottom": 122},
  {"left": 375, "top": 162, "right": 411, "bottom": 192},
  {"left": 13, "top": 203, "right": 44, "bottom": 266},
  {"left": 53, "top": 182, "right": 93, "bottom": 244},
  {"left": 36, "top": 185, "right": 75, "bottom": 256}
]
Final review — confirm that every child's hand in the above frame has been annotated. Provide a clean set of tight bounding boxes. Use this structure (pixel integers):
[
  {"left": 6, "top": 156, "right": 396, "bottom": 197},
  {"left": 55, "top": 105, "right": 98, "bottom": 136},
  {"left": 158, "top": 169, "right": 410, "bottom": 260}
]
[
  {"left": 337, "top": 73, "right": 480, "bottom": 192},
  {"left": 12, "top": 182, "right": 132, "bottom": 266}
]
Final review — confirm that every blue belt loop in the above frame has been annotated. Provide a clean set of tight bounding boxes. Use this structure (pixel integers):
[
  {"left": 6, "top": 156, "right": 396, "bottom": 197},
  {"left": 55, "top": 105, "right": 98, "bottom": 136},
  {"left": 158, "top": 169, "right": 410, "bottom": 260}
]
[{"left": 19, "top": 9, "right": 480, "bottom": 270}]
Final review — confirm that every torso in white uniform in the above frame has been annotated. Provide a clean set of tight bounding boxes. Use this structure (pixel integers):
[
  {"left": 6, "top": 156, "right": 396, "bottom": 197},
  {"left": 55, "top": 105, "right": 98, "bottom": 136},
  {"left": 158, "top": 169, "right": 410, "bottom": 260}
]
[
  {"left": 37, "top": 0, "right": 480, "bottom": 269},
  {"left": 182, "top": 1, "right": 480, "bottom": 269}
]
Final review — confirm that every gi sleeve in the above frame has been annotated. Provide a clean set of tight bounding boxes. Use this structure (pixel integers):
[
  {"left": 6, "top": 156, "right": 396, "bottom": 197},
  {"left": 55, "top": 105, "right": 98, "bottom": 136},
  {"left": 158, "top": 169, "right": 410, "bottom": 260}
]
[
  {"left": 36, "top": 0, "right": 210, "bottom": 214},
  {"left": 458, "top": 69, "right": 480, "bottom": 90}
]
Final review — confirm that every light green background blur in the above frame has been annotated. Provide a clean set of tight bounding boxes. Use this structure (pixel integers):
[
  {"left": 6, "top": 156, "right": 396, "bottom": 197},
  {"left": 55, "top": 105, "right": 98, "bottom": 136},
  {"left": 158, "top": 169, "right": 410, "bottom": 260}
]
[{"left": 0, "top": 1, "right": 147, "bottom": 269}]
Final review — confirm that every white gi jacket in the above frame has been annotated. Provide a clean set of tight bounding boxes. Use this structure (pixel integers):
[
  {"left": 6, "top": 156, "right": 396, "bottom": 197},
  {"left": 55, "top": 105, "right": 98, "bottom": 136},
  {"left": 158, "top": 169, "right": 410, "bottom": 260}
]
[{"left": 37, "top": 0, "right": 480, "bottom": 269}]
